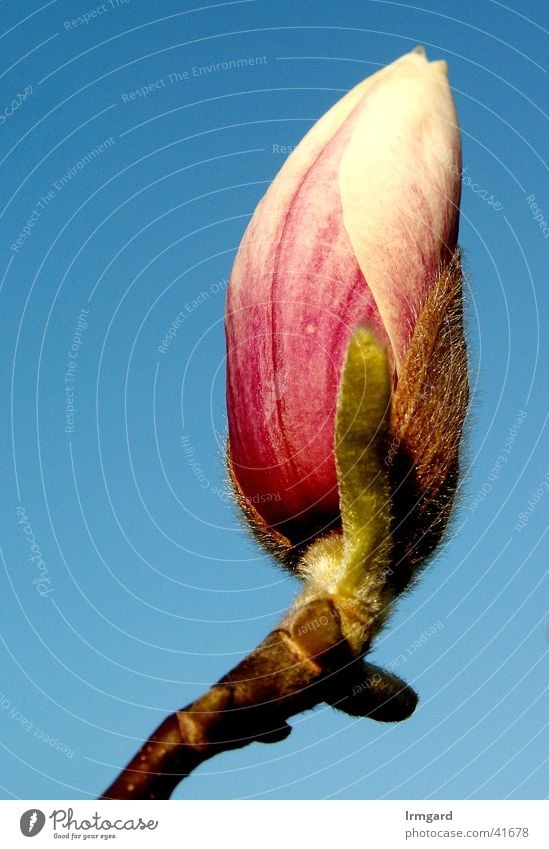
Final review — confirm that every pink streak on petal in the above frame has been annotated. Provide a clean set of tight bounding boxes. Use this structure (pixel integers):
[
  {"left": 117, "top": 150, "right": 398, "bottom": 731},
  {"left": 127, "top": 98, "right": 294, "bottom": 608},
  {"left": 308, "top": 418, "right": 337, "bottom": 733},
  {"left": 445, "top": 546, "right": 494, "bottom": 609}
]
[{"left": 226, "top": 110, "right": 388, "bottom": 536}]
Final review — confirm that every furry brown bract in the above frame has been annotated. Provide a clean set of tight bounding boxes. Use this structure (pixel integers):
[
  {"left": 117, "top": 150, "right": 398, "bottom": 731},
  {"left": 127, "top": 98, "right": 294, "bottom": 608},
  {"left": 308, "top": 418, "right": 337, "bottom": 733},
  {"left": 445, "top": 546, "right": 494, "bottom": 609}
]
[{"left": 387, "top": 248, "right": 469, "bottom": 594}]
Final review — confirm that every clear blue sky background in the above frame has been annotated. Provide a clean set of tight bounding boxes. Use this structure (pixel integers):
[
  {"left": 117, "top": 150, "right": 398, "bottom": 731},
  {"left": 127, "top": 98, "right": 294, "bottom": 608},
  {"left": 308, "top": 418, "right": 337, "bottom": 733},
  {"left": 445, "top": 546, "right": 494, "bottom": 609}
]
[{"left": 0, "top": 0, "right": 546, "bottom": 801}]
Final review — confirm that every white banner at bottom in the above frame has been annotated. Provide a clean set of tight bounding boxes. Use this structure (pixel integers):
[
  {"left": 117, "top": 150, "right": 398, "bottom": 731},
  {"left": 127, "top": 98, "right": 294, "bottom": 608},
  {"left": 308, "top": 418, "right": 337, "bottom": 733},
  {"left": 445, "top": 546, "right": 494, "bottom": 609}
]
[{"left": 2, "top": 799, "right": 546, "bottom": 848}]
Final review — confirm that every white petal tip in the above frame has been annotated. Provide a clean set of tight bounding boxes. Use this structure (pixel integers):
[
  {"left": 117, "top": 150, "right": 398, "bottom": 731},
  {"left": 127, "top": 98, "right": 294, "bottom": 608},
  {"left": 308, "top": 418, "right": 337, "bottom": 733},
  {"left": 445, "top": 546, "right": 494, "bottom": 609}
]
[
  {"left": 412, "top": 45, "right": 427, "bottom": 57},
  {"left": 431, "top": 59, "right": 449, "bottom": 77}
]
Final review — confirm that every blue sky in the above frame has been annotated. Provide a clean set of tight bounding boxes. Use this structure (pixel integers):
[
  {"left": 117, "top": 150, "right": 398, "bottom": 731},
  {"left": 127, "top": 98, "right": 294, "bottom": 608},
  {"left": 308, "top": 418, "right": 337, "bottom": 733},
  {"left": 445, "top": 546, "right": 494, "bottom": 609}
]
[{"left": 0, "top": 0, "right": 546, "bottom": 800}]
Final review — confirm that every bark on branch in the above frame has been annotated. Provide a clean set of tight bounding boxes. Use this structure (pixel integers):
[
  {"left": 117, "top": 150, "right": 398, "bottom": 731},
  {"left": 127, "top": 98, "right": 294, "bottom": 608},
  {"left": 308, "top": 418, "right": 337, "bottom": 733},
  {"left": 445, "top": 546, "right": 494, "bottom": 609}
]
[{"left": 101, "top": 597, "right": 416, "bottom": 800}]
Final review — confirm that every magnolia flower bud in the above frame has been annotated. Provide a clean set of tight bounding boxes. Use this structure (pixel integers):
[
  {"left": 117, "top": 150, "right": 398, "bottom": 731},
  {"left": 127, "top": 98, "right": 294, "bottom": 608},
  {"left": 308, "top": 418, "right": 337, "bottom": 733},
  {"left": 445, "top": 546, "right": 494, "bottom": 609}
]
[{"left": 225, "top": 48, "right": 468, "bottom": 588}]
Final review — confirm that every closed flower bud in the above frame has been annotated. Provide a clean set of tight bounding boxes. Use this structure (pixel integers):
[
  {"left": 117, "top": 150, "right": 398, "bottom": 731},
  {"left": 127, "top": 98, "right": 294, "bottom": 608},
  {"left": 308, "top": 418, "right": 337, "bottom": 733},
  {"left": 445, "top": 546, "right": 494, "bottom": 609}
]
[{"left": 225, "top": 48, "right": 468, "bottom": 589}]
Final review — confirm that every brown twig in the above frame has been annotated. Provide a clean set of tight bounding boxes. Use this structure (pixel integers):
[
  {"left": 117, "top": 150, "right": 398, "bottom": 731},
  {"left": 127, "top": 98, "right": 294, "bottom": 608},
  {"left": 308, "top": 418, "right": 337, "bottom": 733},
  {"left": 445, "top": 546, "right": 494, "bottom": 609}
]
[{"left": 101, "top": 597, "right": 417, "bottom": 800}]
